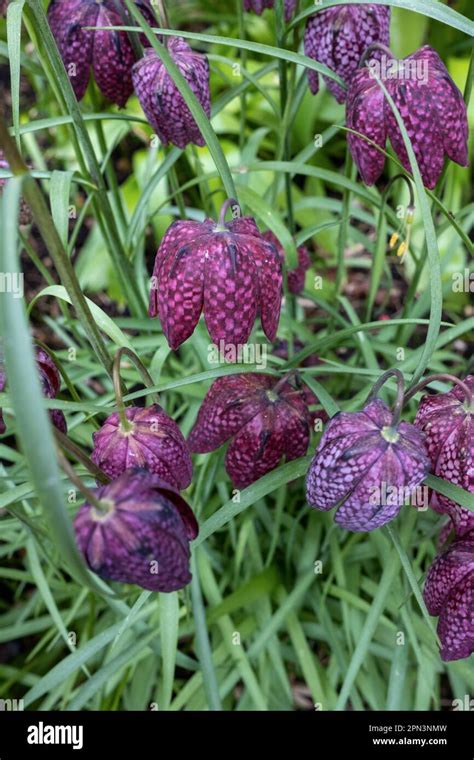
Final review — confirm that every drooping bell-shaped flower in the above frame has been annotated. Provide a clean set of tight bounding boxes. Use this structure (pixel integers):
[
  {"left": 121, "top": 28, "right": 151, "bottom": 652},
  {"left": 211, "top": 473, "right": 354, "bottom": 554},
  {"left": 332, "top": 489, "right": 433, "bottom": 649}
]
[
  {"left": 47, "top": 0, "right": 155, "bottom": 107},
  {"left": 424, "top": 530, "right": 474, "bottom": 661},
  {"left": 36, "top": 347, "right": 68, "bottom": 434},
  {"left": 188, "top": 372, "right": 312, "bottom": 488},
  {"left": 132, "top": 38, "right": 210, "bottom": 149},
  {"left": 74, "top": 469, "right": 199, "bottom": 592},
  {"left": 91, "top": 404, "right": 192, "bottom": 489},
  {"left": 347, "top": 45, "right": 469, "bottom": 189},
  {"left": 306, "top": 397, "right": 430, "bottom": 531},
  {"left": 304, "top": 4, "right": 391, "bottom": 103},
  {"left": 243, "top": 0, "right": 296, "bottom": 22},
  {"left": 0, "top": 345, "right": 66, "bottom": 435},
  {"left": 415, "top": 376, "right": 473, "bottom": 536},
  {"left": 0, "top": 151, "right": 32, "bottom": 225},
  {"left": 262, "top": 230, "right": 311, "bottom": 296},
  {"left": 149, "top": 202, "right": 282, "bottom": 351}
]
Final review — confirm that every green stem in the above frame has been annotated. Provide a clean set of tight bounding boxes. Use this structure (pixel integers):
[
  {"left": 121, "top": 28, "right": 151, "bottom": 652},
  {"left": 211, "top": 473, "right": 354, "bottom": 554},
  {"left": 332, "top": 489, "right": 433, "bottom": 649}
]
[
  {"left": 0, "top": 119, "right": 113, "bottom": 376},
  {"left": 335, "top": 150, "right": 353, "bottom": 294},
  {"left": 366, "top": 173, "right": 415, "bottom": 321},
  {"left": 55, "top": 429, "right": 110, "bottom": 484},
  {"left": 404, "top": 374, "right": 473, "bottom": 407},
  {"left": 366, "top": 368, "right": 405, "bottom": 427},
  {"left": 57, "top": 449, "right": 109, "bottom": 513}
]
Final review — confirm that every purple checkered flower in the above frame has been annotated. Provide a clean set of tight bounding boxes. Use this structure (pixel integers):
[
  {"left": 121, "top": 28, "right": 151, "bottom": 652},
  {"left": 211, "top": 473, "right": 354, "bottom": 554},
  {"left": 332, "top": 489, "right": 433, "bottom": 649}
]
[
  {"left": 91, "top": 404, "right": 192, "bottom": 489},
  {"left": 47, "top": 0, "right": 155, "bottom": 107},
  {"left": 243, "top": 0, "right": 296, "bottom": 22},
  {"left": 132, "top": 38, "right": 210, "bottom": 149},
  {"left": 262, "top": 230, "right": 311, "bottom": 295},
  {"left": 424, "top": 530, "right": 474, "bottom": 661},
  {"left": 0, "top": 346, "right": 66, "bottom": 435},
  {"left": 188, "top": 372, "right": 312, "bottom": 488},
  {"left": 149, "top": 202, "right": 282, "bottom": 350},
  {"left": 347, "top": 45, "right": 469, "bottom": 189},
  {"left": 306, "top": 398, "right": 430, "bottom": 532},
  {"left": 74, "top": 469, "right": 199, "bottom": 592},
  {"left": 304, "top": 4, "right": 391, "bottom": 103},
  {"left": 415, "top": 376, "right": 473, "bottom": 536},
  {"left": 0, "top": 151, "right": 32, "bottom": 226}
]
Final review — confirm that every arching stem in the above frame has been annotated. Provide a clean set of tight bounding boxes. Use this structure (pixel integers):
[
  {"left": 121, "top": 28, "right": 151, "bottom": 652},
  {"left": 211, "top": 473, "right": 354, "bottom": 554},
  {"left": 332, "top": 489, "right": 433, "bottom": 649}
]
[
  {"left": 359, "top": 42, "right": 395, "bottom": 68},
  {"left": 55, "top": 429, "right": 110, "bottom": 484},
  {"left": 216, "top": 197, "right": 241, "bottom": 230},
  {"left": 404, "top": 374, "right": 473, "bottom": 407},
  {"left": 112, "top": 347, "right": 159, "bottom": 431},
  {"left": 366, "top": 369, "right": 405, "bottom": 427}
]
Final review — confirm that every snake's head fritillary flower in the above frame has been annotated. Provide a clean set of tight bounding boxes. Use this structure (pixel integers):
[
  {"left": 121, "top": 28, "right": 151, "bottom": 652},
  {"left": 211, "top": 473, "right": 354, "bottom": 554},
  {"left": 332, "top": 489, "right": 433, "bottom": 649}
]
[
  {"left": 0, "top": 346, "right": 66, "bottom": 434},
  {"left": 347, "top": 45, "right": 469, "bottom": 189},
  {"left": 304, "top": 4, "right": 391, "bottom": 103},
  {"left": 132, "top": 38, "right": 210, "bottom": 149},
  {"left": 306, "top": 398, "right": 430, "bottom": 532},
  {"left": 35, "top": 347, "right": 67, "bottom": 433},
  {"left": 243, "top": 0, "right": 296, "bottom": 22},
  {"left": 91, "top": 404, "right": 192, "bottom": 489},
  {"left": 262, "top": 230, "right": 311, "bottom": 295},
  {"left": 188, "top": 372, "right": 312, "bottom": 488},
  {"left": 149, "top": 202, "right": 282, "bottom": 350},
  {"left": 424, "top": 531, "right": 474, "bottom": 661},
  {"left": 0, "top": 151, "right": 32, "bottom": 226},
  {"left": 47, "top": 0, "right": 155, "bottom": 107},
  {"left": 74, "top": 469, "right": 199, "bottom": 592},
  {"left": 415, "top": 376, "right": 473, "bottom": 536}
]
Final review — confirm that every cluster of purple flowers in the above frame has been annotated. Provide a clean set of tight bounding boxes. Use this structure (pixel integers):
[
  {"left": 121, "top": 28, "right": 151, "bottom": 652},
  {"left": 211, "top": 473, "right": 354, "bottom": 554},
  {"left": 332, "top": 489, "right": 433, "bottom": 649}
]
[
  {"left": 45, "top": 2, "right": 468, "bottom": 189},
  {"left": 25, "top": 1, "right": 470, "bottom": 660}
]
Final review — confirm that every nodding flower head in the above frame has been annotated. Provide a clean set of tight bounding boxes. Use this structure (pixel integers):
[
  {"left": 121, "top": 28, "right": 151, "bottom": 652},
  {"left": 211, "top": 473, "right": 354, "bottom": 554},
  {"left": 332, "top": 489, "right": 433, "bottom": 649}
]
[
  {"left": 47, "top": 0, "right": 156, "bottom": 107},
  {"left": 424, "top": 530, "right": 474, "bottom": 662},
  {"left": 91, "top": 404, "right": 192, "bottom": 490},
  {"left": 74, "top": 469, "right": 199, "bottom": 592},
  {"left": 306, "top": 397, "right": 430, "bottom": 532},
  {"left": 188, "top": 372, "right": 313, "bottom": 488},
  {"left": 415, "top": 376, "right": 473, "bottom": 536},
  {"left": 132, "top": 38, "right": 210, "bottom": 149},
  {"left": 304, "top": 4, "right": 391, "bottom": 103},
  {"left": 0, "top": 346, "right": 66, "bottom": 435},
  {"left": 347, "top": 45, "right": 469, "bottom": 188},
  {"left": 149, "top": 202, "right": 282, "bottom": 351}
]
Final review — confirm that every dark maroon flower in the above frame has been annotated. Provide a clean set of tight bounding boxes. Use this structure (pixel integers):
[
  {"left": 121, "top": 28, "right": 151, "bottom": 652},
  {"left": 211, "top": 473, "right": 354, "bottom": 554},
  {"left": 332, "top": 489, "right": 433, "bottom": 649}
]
[
  {"left": 0, "top": 346, "right": 66, "bottom": 435},
  {"left": 415, "top": 376, "right": 473, "bottom": 536},
  {"left": 149, "top": 206, "right": 282, "bottom": 351},
  {"left": 0, "top": 151, "right": 32, "bottom": 225},
  {"left": 347, "top": 45, "right": 469, "bottom": 189},
  {"left": 0, "top": 0, "right": 9, "bottom": 17},
  {"left": 188, "top": 373, "right": 312, "bottom": 488},
  {"left": 306, "top": 398, "right": 430, "bottom": 531},
  {"left": 424, "top": 530, "right": 474, "bottom": 661},
  {"left": 271, "top": 340, "right": 328, "bottom": 427},
  {"left": 74, "top": 469, "right": 198, "bottom": 592},
  {"left": 91, "top": 404, "right": 192, "bottom": 489},
  {"left": 47, "top": 0, "right": 155, "bottom": 107},
  {"left": 304, "top": 4, "right": 390, "bottom": 103},
  {"left": 132, "top": 38, "right": 210, "bottom": 149},
  {"left": 243, "top": 0, "right": 296, "bottom": 22},
  {"left": 262, "top": 230, "right": 311, "bottom": 295}
]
